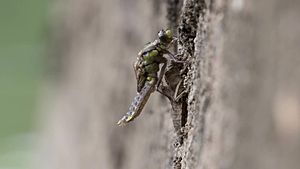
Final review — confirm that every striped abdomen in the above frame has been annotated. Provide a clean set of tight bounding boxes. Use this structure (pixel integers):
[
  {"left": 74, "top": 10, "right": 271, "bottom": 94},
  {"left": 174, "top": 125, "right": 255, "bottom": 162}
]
[{"left": 117, "top": 79, "right": 157, "bottom": 126}]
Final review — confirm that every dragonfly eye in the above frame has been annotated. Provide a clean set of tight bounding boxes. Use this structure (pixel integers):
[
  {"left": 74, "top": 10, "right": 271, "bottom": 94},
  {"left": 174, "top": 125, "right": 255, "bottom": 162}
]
[
  {"left": 158, "top": 29, "right": 173, "bottom": 43},
  {"left": 165, "top": 29, "right": 172, "bottom": 39}
]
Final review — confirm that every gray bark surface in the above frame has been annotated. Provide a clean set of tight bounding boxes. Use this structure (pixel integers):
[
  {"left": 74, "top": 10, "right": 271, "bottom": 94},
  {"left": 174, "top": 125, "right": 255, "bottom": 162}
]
[{"left": 39, "top": 0, "right": 300, "bottom": 169}]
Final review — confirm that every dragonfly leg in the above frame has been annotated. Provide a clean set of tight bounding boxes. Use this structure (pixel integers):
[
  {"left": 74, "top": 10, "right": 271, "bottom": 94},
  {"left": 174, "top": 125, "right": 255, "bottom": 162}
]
[
  {"left": 156, "top": 61, "right": 167, "bottom": 89},
  {"left": 173, "top": 79, "right": 188, "bottom": 102},
  {"left": 165, "top": 50, "right": 189, "bottom": 64}
]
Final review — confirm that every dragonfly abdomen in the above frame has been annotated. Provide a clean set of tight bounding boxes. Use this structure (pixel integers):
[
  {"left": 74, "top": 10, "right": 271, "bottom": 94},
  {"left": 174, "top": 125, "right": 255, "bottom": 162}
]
[{"left": 117, "top": 79, "right": 157, "bottom": 126}]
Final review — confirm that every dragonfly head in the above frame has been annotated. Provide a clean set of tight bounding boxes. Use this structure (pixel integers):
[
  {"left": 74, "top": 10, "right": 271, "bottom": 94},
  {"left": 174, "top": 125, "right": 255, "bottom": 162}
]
[{"left": 158, "top": 29, "right": 173, "bottom": 44}]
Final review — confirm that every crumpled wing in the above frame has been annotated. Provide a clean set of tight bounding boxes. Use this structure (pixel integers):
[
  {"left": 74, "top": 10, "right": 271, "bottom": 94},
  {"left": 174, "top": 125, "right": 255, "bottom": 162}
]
[
  {"left": 133, "top": 59, "right": 146, "bottom": 92},
  {"left": 137, "top": 74, "right": 146, "bottom": 92}
]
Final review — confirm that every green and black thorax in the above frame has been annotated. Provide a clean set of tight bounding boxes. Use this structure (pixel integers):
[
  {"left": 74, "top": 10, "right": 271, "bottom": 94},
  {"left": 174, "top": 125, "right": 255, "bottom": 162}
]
[{"left": 134, "top": 29, "right": 174, "bottom": 92}]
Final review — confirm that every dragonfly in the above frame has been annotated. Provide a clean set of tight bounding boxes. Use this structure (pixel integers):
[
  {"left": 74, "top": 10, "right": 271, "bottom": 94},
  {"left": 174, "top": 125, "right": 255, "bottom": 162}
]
[{"left": 117, "top": 29, "right": 185, "bottom": 126}]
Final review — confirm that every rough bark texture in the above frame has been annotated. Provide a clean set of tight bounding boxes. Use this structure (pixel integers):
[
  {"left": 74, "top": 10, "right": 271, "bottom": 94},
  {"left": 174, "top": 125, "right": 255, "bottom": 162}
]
[{"left": 39, "top": 0, "right": 300, "bottom": 169}]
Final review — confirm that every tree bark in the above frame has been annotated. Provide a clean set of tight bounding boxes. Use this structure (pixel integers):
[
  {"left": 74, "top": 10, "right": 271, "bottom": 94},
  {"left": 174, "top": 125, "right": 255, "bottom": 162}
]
[{"left": 39, "top": 0, "right": 300, "bottom": 169}]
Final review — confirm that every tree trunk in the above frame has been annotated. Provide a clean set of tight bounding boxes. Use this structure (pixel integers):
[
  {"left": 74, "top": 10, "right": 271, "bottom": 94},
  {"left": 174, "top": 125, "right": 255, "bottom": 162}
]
[{"left": 39, "top": 0, "right": 300, "bottom": 169}]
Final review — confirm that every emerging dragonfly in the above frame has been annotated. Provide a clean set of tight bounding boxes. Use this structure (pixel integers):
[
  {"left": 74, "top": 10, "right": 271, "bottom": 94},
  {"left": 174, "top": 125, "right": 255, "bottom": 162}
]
[{"left": 117, "top": 29, "right": 184, "bottom": 126}]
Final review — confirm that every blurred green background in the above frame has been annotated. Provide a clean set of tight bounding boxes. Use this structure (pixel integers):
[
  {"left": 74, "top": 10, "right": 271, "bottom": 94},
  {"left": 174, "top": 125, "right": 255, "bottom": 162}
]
[{"left": 0, "top": 0, "right": 48, "bottom": 168}]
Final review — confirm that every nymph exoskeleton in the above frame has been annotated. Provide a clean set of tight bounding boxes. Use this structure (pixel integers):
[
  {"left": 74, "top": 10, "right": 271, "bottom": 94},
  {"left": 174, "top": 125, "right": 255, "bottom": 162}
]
[{"left": 117, "top": 29, "right": 185, "bottom": 126}]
